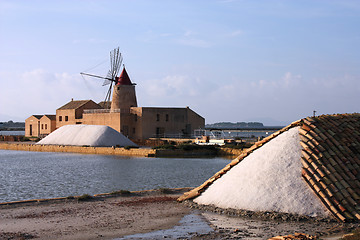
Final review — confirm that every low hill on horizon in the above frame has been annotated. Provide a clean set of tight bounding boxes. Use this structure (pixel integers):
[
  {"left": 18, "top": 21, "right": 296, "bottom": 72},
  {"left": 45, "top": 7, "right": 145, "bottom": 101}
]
[{"left": 205, "top": 122, "right": 265, "bottom": 129}]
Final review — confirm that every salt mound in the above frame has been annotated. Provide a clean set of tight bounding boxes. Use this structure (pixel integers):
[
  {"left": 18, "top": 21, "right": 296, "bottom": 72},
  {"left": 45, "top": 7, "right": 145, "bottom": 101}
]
[
  {"left": 37, "top": 125, "right": 137, "bottom": 147},
  {"left": 194, "top": 127, "right": 330, "bottom": 217}
]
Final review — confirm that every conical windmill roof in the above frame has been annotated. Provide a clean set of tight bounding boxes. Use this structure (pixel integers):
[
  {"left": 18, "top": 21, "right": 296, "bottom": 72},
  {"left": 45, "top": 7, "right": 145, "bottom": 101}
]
[
  {"left": 116, "top": 67, "right": 134, "bottom": 85},
  {"left": 178, "top": 113, "right": 360, "bottom": 222}
]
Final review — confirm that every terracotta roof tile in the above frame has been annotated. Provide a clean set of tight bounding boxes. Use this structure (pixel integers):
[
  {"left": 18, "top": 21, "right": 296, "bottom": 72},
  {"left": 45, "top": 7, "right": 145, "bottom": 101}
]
[
  {"left": 300, "top": 113, "right": 360, "bottom": 221},
  {"left": 57, "top": 100, "right": 99, "bottom": 110}
]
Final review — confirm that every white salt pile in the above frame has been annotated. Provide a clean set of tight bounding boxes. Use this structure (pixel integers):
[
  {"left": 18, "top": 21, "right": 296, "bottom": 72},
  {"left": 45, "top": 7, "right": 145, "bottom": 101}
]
[
  {"left": 194, "top": 127, "right": 330, "bottom": 217},
  {"left": 37, "top": 125, "right": 137, "bottom": 147}
]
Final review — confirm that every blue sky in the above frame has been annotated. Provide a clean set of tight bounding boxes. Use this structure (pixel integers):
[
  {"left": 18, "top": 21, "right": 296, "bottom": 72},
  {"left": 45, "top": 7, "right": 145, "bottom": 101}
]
[{"left": 0, "top": 0, "right": 359, "bottom": 125}]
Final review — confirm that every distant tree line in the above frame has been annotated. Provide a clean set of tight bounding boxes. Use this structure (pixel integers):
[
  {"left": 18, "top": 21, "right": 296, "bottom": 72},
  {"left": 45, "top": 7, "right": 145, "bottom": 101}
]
[
  {"left": 0, "top": 120, "right": 25, "bottom": 130},
  {"left": 205, "top": 122, "right": 264, "bottom": 129}
]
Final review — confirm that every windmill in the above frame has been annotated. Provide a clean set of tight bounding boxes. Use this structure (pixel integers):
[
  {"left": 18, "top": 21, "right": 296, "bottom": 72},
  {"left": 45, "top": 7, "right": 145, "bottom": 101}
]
[{"left": 80, "top": 47, "right": 123, "bottom": 109}]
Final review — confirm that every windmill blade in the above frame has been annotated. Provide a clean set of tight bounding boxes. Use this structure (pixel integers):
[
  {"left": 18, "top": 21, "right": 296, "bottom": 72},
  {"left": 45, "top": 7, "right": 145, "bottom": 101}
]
[
  {"left": 104, "top": 81, "right": 113, "bottom": 105},
  {"left": 102, "top": 70, "right": 112, "bottom": 86},
  {"left": 110, "top": 47, "right": 123, "bottom": 80}
]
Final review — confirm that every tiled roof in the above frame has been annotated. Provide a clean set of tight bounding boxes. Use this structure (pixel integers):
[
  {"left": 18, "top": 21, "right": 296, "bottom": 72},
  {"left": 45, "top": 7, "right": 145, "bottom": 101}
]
[
  {"left": 98, "top": 101, "right": 111, "bottom": 109},
  {"left": 58, "top": 100, "right": 95, "bottom": 110},
  {"left": 300, "top": 114, "right": 360, "bottom": 222},
  {"left": 178, "top": 113, "right": 360, "bottom": 222},
  {"left": 43, "top": 115, "right": 56, "bottom": 120},
  {"left": 31, "top": 115, "right": 43, "bottom": 120}
]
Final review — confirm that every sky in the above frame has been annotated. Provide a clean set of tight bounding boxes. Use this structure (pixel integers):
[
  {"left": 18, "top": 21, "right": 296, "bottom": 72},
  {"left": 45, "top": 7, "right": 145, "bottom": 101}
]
[{"left": 0, "top": 0, "right": 359, "bottom": 125}]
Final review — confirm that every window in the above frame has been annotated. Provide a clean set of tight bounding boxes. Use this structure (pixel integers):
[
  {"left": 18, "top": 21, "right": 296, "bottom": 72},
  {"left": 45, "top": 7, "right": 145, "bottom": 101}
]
[
  {"left": 59, "top": 116, "right": 62, "bottom": 121},
  {"left": 65, "top": 116, "right": 68, "bottom": 121},
  {"left": 45, "top": 124, "right": 47, "bottom": 130},
  {"left": 134, "top": 114, "right": 138, "bottom": 122},
  {"left": 156, "top": 114, "right": 160, "bottom": 121},
  {"left": 41, "top": 124, "right": 44, "bottom": 129},
  {"left": 133, "top": 128, "right": 136, "bottom": 134},
  {"left": 166, "top": 114, "right": 169, "bottom": 122}
]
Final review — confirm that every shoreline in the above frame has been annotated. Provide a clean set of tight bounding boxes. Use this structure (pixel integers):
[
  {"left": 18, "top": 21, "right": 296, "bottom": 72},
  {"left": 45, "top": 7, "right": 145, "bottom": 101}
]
[
  {"left": 0, "top": 188, "right": 193, "bottom": 240},
  {"left": 0, "top": 142, "right": 242, "bottom": 158},
  {"left": 1, "top": 188, "right": 358, "bottom": 239},
  {"left": 0, "top": 187, "right": 192, "bottom": 206}
]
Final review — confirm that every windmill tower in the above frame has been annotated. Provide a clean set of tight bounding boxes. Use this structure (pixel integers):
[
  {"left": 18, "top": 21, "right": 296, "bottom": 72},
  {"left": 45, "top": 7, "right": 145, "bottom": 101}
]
[
  {"left": 80, "top": 47, "right": 137, "bottom": 111},
  {"left": 110, "top": 67, "right": 137, "bottom": 111}
]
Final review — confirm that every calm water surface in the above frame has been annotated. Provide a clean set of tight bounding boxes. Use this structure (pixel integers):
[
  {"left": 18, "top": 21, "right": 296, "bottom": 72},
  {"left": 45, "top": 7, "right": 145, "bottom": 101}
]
[
  {"left": 0, "top": 150, "right": 229, "bottom": 202},
  {"left": 0, "top": 131, "right": 25, "bottom": 135}
]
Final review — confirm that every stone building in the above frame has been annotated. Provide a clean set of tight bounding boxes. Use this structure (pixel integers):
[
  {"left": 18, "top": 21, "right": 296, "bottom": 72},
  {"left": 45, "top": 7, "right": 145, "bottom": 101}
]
[
  {"left": 56, "top": 100, "right": 102, "bottom": 128},
  {"left": 25, "top": 115, "right": 56, "bottom": 137},
  {"left": 25, "top": 68, "right": 205, "bottom": 141}
]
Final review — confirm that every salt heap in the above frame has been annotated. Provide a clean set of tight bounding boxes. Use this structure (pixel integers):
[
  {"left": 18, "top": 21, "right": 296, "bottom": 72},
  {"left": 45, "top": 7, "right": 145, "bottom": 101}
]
[
  {"left": 179, "top": 114, "right": 360, "bottom": 222},
  {"left": 193, "top": 127, "right": 330, "bottom": 217},
  {"left": 37, "top": 125, "right": 137, "bottom": 147}
]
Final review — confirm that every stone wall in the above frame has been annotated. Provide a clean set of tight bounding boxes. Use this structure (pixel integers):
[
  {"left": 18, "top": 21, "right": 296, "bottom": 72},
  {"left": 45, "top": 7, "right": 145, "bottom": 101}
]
[
  {"left": 217, "top": 148, "right": 244, "bottom": 157},
  {"left": 0, "top": 143, "right": 155, "bottom": 157},
  {"left": 0, "top": 143, "right": 243, "bottom": 158}
]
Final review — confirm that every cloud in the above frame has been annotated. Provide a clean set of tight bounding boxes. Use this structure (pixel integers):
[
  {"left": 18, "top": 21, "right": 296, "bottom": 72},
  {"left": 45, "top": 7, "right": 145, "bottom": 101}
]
[
  {"left": 138, "top": 74, "right": 207, "bottom": 107},
  {"left": 72, "top": 38, "right": 109, "bottom": 44},
  {"left": 175, "top": 30, "right": 213, "bottom": 48},
  {"left": 0, "top": 69, "right": 105, "bottom": 121},
  {"left": 228, "top": 30, "right": 243, "bottom": 37},
  {"left": 177, "top": 38, "right": 212, "bottom": 48}
]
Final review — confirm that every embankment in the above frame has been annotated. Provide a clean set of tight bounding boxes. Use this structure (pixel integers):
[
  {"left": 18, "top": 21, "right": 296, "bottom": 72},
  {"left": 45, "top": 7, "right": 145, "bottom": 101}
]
[
  {"left": 0, "top": 142, "right": 155, "bottom": 157},
  {"left": 0, "top": 142, "right": 243, "bottom": 157}
]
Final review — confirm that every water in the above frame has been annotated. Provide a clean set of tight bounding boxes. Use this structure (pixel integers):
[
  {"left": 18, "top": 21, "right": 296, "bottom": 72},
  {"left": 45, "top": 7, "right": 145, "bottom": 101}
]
[
  {"left": 119, "top": 213, "right": 212, "bottom": 239},
  {"left": 0, "top": 150, "right": 229, "bottom": 203},
  {"left": 0, "top": 130, "right": 25, "bottom": 136}
]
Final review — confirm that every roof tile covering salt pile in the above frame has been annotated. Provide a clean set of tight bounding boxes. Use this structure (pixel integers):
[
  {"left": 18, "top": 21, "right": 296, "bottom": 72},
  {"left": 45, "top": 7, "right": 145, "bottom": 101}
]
[
  {"left": 37, "top": 125, "right": 137, "bottom": 147},
  {"left": 300, "top": 114, "right": 360, "bottom": 222},
  {"left": 178, "top": 113, "right": 360, "bottom": 222}
]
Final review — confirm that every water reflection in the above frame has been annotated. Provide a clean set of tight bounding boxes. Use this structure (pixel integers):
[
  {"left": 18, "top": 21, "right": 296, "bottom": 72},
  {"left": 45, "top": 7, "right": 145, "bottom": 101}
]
[{"left": 0, "top": 150, "right": 229, "bottom": 202}]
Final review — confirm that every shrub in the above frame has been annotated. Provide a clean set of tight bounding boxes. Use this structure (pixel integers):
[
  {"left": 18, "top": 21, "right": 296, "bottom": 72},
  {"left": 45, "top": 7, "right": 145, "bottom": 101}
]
[
  {"left": 77, "top": 194, "right": 93, "bottom": 201},
  {"left": 153, "top": 144, "right": 177, "bottom": 150},
  {"left": 111, "top": 190, "right": 131, "bottom": 195}
]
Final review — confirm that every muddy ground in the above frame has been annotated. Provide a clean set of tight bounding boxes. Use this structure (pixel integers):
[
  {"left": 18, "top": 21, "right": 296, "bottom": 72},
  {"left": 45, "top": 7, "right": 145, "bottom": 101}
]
[{"left": 0, "top": 188, "right": 358, "bottom": 240}]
